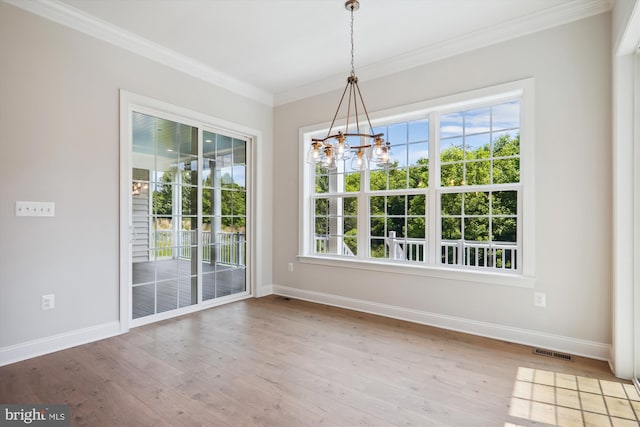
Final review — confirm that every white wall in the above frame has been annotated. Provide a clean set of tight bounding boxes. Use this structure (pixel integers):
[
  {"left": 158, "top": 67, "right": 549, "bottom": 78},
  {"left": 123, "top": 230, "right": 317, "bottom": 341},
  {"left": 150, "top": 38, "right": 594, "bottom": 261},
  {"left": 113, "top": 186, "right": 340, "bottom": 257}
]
[
  {"left": 0, "top": 3, "right": 273, "bottom": 356},
  {"left": 274, "top": 13, "right": 612, "bottom": 359}
]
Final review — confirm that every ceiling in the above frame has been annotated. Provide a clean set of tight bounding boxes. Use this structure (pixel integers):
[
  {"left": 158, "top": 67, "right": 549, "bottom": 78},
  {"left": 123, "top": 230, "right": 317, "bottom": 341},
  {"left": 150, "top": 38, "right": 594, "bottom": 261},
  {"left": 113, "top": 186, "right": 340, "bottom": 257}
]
[{"left": 11, "top": 0, "right": 613, "bottom": 105}]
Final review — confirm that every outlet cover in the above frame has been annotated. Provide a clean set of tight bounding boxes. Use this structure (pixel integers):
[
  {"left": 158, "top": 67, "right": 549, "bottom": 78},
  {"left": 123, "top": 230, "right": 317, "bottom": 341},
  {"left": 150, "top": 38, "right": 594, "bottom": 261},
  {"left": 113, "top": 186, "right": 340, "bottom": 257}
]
[
  {"left": 534, "top": 292, "right": 546, "bottom": 308},
  {"left": 42, "top": 294, "right": 55, "bottom": 310}
]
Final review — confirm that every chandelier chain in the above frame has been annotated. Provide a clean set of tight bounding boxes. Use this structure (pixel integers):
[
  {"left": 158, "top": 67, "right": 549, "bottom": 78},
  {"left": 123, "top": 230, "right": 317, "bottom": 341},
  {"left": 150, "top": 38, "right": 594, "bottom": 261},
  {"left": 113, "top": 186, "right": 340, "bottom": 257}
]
[{"left": 350, "top": 5, "right": 355, "bottom": 76}]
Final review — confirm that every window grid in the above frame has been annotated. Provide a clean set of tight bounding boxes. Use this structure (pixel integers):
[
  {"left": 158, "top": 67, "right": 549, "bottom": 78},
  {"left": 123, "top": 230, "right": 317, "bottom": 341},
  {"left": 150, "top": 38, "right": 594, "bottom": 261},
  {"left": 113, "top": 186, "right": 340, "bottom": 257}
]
[{"left": 308, "top": 96, "right": 523, "bottom": 274}]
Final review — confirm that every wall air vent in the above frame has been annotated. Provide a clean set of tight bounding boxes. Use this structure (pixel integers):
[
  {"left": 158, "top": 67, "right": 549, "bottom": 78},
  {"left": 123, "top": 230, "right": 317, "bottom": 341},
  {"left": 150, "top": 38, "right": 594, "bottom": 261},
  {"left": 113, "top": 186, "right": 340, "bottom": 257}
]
[{"left": 532, "top": 348, "right": 573, "bottom": 361}]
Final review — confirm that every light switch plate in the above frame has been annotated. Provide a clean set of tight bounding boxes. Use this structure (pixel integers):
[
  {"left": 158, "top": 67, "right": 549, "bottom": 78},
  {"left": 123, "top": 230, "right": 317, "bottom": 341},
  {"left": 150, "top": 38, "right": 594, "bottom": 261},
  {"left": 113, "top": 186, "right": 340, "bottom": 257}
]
[{"left": 15, "top": 201, "right": 55, "bottom": 217}]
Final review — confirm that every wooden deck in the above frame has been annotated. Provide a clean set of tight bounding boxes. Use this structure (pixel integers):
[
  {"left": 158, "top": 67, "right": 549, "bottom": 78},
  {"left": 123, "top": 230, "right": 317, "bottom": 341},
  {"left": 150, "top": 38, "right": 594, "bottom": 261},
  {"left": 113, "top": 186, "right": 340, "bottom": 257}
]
[
  {"left": 0, "top": 296, "right": 630, "bottom": 426},
  {"left": 132, "top": 259, "right": 245, "bottom": 318}
]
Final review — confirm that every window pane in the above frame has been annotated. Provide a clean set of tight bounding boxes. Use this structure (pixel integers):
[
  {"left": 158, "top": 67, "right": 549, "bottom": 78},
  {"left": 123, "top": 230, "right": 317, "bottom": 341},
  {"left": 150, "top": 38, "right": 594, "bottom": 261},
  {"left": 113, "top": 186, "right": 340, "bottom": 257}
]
[
  {"left": 408, "top": 119, "right": 429, "bottom": 143},
  {"left": 387, "top": 195, "right": 406, "bottom": 213},
  {"left": 492, "top": 101, "right": 520, "bottom": 131},
  {"left": 315, "top": 173, "right": 329, "bottom": 194},
  {"left": 388, "top": 168, "right": 408, "bottom": 190},
  {"left": 232, "top": 165, "right": 246, "bottom": 189},
  {"left": 442, "top": 217, "right": 461, "bottom": 240},
  {"left": 408, "top": 165, "right": 428, "bottom": 188},
  {"left": 492, "top": 217, "right": 517, "bottom": 242},
  {"left": 179, "top": 156, "right": 198, "bottom": 185},
  {"left": 407, "top": 217, "right": 425, "bottom": 239},
  {"left": 232, "top": 216, "right": 246, "bottom": 230},
  {"left": 202, "top": 158, "right": 215, "bottom": 187},
  {"left": 493, "top": 132, "right": 520, "bottom": 158},
  {"left": 181, "top": 185, "right": 197, "bottom": 216},
  {"left": 345, "top": 172, "right": 360, "bottom": 192},
  {"left": 440, "top": 137, "right": 463, "bottom": 162},
  {"left": 370, "top": 196, "right": 385, "bottom": 216},
  {"left": 492, "top": 191, "right": 517, "bottom": 215},
  {"left": 388, "top": 123, "right": 408, "bottom": 145},
  {"left": 393, "top": 144, "right": 408, "bottom": 168},
  {"left": 441, "top": 193, "right": 462, "bottom": 216},
  {"left": 493, "top": 158, "right": 520, "bottom": 184},
  {"left": 387, "top": 217, "right": 405, "bottom": 237},
  {"left": 464, "top": 217, "right": 489, "bottom": 241},
  {"left": 370, "top": 238, "right": 386, "bottom": 258},
  {"left": 232, "top": 191, "right": 246, "bottom": 216},
  {"left": 343, "top": 197, "right": 357, "bottom": 216},
  {"left": 465, "top": 160, "right": 491, "bottom": 185},
  {"left": 370, "top": 217, "right": 386, "bottom": 237},
  {"left": 315, "top": 198, "right": 329, "bottom": 216},
  {"left": 441, "top": 163, "right": 463, "bottom": 187},
  {"left": 220, "top": 167, "right": 233, "bottom": 188},
  {"left": 464, "top": 192, "right": 489, "bottom": 215},
  {"left": 344, "top": 237, "right": 357, "bottom": 256},
  {"left": 408, "top": 194, "right": 426, "bottom": 216},
  {"left": 315, "top": 217, "right": 328, "bottom": 235},
  {"left": 344, "top": 217, "right": 357, "bottom": 234},
  {"left": 369, "top": 170, "right": 387, "bottom": 191},
  {"left": 152, "top": 182, "right": 174, "bottom": 215},
  {"left": 464, "top": 107, "right": 490, "bottom": 135},
  {"left": 408, "top": 141, "right": 429, "bottom": 166},
  {"left": 233, "top": 139, "right": 246, "bottom": 165},
  {"left": 440, "top": 112, "right": 463, "bottom": 138},
  {"left": 465, "top": 134, "right": 491, "bottom": 160}
]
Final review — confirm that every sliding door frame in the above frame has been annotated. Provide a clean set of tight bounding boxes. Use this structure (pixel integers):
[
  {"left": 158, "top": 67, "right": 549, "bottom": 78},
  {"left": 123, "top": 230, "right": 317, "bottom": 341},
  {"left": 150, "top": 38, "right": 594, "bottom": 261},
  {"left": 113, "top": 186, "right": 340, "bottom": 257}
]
[{"left": 119, "top": 90, "right": 259, "bottom": 332}]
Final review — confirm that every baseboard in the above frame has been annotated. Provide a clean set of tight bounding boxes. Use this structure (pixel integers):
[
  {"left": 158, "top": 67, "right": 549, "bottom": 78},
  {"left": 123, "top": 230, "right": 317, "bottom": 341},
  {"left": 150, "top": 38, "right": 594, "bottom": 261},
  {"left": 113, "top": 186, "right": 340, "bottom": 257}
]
[
  {"left": 256, "top": 284, "right": 274, "bottom": 297},
  {"left": 0, "top": 321, "right": 121, "bottom": 367},
  {"left": 272, "top": 285, "right": 611, "bottom": 362}
]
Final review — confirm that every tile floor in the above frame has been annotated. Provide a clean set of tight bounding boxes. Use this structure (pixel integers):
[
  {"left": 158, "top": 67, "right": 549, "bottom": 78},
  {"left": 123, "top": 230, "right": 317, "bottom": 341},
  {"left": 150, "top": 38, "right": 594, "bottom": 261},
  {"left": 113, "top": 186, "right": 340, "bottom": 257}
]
[{"left": 507, "top": 367, "right": 640, "bottom": 427}]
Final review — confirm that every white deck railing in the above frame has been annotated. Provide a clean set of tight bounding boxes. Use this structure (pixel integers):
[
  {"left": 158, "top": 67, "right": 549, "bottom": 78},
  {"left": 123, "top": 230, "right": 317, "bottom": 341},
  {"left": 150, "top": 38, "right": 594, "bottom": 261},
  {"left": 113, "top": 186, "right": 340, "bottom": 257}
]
[
  {"left": 314, "top": 236, "right": 355, "bottom": 256},
  {"left": 386, "top": 232, "right": 425, "bottom": 262},
  {"left": 151, "top": 230, "right": 245, "bottom": 266},
  {"left": 313, "top": 232, "right": 517, "bottom": 272},
  {"left": 441, "top": 239, "right": 517, "bottom": 271}
]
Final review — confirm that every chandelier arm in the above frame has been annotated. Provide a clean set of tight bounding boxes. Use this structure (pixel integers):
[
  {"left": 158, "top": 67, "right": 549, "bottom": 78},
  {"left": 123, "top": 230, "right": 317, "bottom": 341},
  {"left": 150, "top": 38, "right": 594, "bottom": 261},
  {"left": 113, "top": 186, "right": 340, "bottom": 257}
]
[
  {"left": 325, "top": 80, "right": 352, "bottom": 140},
  {"left": 353, "top": 80, "right": 376, "bottom": 136},
  {"left": 313, "top": 132, "right": 383, "bottom": 144},
  {"left": 345, "top": 79, "right": 354, "bottom": 138},
  {"left": 352, "top": 80, "right": 361, "bottom": 135}
]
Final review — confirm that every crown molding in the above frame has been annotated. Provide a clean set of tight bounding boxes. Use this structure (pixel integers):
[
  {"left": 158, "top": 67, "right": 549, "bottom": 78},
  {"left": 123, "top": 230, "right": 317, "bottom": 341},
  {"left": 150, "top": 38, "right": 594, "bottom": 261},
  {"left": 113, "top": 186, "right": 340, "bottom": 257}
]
[
  {"left": 4, "top": 0, "right": 274, "bottom": 106},
  {"left": 616, "top": 0, "right": 640, "bottom": 55},
  {"left": 4, "top": 0, "right": 612, "bottom": 108},
  {"left": 274, "top": 0, "right": 613, "bottom": 106}
]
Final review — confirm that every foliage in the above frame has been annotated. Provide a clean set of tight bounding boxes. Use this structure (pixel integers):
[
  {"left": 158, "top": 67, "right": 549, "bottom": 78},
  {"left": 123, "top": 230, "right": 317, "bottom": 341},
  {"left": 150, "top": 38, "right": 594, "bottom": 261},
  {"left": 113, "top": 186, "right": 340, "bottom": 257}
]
[
  {"left": 152, "top": 167, "right": 246, "bottom": 233},
  {"left": 313, "top": 133, "right": 520, "bottom": 257}
]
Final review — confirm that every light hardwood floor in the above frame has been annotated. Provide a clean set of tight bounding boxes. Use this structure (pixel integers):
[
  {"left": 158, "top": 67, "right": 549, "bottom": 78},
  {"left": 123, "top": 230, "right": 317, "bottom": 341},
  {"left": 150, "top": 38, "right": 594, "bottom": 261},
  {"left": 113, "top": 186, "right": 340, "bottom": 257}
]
[{"left": 0, "top": 296, "right": 634, "bottom": 427}]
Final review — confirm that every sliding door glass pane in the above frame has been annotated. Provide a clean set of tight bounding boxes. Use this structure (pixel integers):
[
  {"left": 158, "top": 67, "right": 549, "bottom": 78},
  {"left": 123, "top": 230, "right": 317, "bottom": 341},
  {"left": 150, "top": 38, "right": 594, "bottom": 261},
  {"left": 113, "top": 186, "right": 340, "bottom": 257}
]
[
  {"left": 202, "top": 131, "right": 247, "bottom": 301},
  {"left": 131, "top": 112, "right": 198, "bottom": 319}
]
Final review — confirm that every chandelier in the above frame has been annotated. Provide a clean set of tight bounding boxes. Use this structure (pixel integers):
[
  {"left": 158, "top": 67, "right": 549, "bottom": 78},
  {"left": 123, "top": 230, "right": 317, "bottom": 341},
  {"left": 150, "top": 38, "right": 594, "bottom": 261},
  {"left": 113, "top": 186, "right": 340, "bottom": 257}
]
[{"left": 306, "top": 0, "right": 391, "bottom": 171}]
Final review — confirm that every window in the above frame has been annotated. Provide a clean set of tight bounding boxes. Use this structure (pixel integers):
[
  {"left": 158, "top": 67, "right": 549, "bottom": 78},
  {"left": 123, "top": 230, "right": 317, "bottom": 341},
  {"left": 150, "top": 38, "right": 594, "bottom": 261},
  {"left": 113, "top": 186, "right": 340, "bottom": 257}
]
[{"left": 300, "top": 80, "right": 534, "bottom": 283}]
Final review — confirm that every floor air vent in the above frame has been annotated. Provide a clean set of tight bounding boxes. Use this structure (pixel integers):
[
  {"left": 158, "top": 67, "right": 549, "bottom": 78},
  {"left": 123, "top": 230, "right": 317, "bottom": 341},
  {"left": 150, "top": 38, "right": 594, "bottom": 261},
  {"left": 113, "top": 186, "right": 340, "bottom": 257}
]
[{"left": 532, "top": 348, "right": 573, "bottom": 361}]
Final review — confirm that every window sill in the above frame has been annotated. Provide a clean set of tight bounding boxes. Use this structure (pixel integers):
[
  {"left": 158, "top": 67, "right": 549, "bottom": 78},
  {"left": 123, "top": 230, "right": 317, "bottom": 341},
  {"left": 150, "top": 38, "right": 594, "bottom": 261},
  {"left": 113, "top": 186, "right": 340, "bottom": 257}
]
[{"left": 297, "top": 255, "right": 535, "bottom": 288}]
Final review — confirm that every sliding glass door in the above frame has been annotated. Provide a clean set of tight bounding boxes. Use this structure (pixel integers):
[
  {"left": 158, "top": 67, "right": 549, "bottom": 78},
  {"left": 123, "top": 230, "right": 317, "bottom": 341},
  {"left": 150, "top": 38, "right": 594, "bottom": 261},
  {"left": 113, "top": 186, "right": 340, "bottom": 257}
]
[
  {"left": 128, "top": 110, "right": 249, "bottom": 323},
  {"left": 201, "top": 131, "right": 247, "bottom": 301}
]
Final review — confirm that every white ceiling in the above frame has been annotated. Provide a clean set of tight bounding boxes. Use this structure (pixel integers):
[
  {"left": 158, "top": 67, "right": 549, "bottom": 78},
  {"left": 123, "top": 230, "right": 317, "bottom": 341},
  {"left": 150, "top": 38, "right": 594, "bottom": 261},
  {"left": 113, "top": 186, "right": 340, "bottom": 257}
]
[{"left": 11, "top": 0, "right": 613, "bottom": 105}]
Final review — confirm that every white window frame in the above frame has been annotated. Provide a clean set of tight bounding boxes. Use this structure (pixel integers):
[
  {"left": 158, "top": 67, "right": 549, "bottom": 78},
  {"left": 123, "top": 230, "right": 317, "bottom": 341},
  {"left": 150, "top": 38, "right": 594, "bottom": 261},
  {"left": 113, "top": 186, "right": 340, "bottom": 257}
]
[{"left": 298, "top": 79, "right": 535, "bottom": 288}]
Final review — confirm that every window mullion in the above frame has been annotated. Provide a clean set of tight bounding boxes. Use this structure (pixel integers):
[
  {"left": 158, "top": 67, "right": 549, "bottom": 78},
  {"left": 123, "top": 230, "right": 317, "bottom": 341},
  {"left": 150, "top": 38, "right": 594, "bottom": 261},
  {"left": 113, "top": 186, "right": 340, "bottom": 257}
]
[
  {"left": 358, "top": 170, "right": 370, "bottom": 259},
  {"left": 428, "top": 111, "right": 439, "bottom": 266}
]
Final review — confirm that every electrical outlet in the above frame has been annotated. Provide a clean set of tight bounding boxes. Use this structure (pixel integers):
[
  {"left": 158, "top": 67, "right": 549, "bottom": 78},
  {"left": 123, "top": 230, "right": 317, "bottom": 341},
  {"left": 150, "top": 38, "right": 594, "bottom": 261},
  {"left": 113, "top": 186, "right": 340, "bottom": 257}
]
[
  {"left": 287, "top": 262, "right": 294, "bottom": 272},
  {"left": 42, "top": 294, "right": 55, "bottom": 310},
  {"left": 534, "top": 292, "right": 546, "bottom": 308}
]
